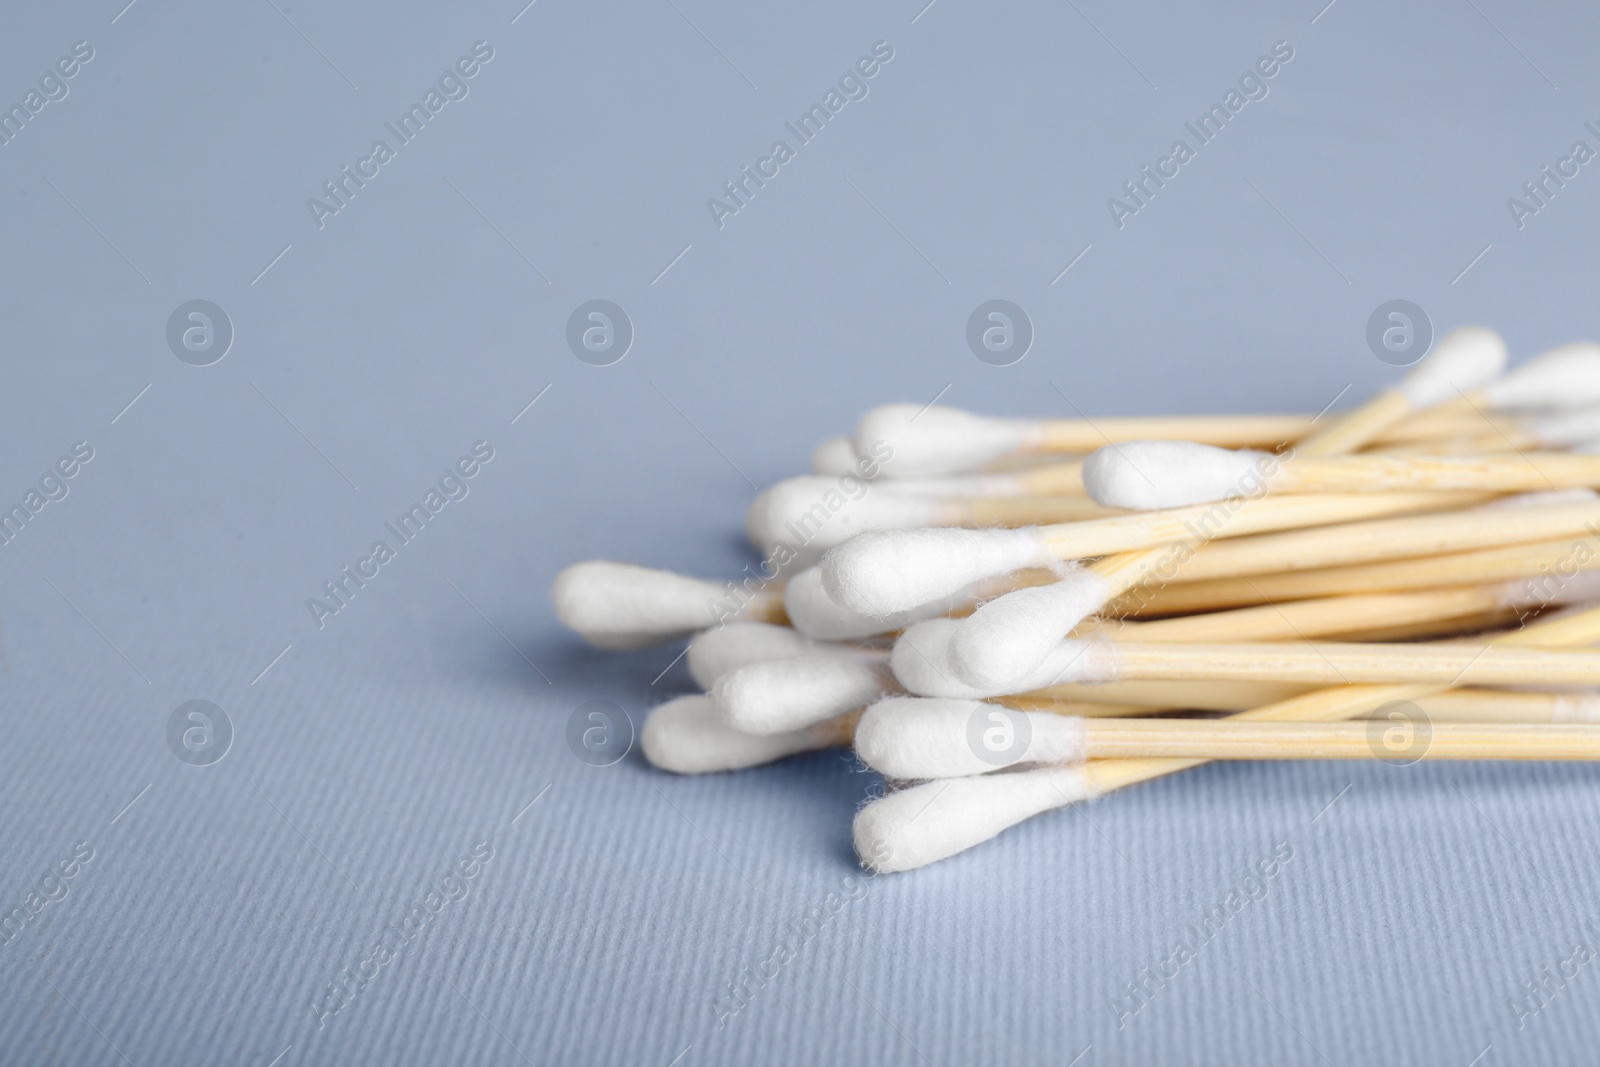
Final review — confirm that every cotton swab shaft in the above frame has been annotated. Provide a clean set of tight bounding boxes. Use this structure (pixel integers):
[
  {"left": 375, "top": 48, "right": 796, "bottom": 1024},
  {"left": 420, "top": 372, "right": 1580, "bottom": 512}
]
[
  {"left": 1257, "top": 453, "right": 1600, "bottom": 494},
  {"left": 1331, "top": 607, "right": 1527, "bottom": 643},
  {"left": 1071, "top": 720, "right": 1600, "bottom": 760},
  {"left": 1085, "top": 639, "right": 1600, "bottom": 687},
  {"left": 1037, "top": 491, "right": 1491, "bottom": 561},
  {"left": 1405, "top": 688, "right": 1600, "bottom": 723},
  {"left": 1117, "top": 535, "right": 1597, "bottom": 615},
  {"left": 1025, "top": 409, "right": 1521, "bottom": 452},
  {"left": 1083, "top": 598, "right": 1600, "bottom": 794},
  {"left": 1028, "top": 414, "right": 1313, "bottom": 452},
  {"left": 1009, "top": 678, "right": 1306, "bottom": 711},
  {"left": 1164, "top": 499, "right": 1600, "bottom": 584},
  {"left": 1008, "top": 683, "right": 1599, "bottom": 718},
  {"left": 928, "top": 439, "right": 1591, "bottom": 497},
  {"left": 1295, "top": 389, "right": 1414, "bottom": 455},
  {"left": 1058, "top": 360, "right": 1471, "bottom": 626},
  {"left": 1291, "top": 326, "right": 1507, "bottom": 454},
  {"left": 1368, "top": 432, "right": 1534, "bottom": 456},
  {"left": 650, "top": 681, "right": 1600, "bottom": 777},
  {"left": 850, "top": 694, "right": 1600, "bottom": 782},
  {"left": 1116, "top": 587, "right": 1506, "bottom": 642},
  {"left": 934, "top": 409, "right": 1523, "bottom": 454}
]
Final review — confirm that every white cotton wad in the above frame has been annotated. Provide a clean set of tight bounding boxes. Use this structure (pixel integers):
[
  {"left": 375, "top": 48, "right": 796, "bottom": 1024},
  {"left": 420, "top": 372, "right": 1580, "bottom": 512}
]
[
  {"left": 821, "top": 527, "right": 1055, "bottom": 616},
  {"left": 853, "top": 765, "right": 1094, "bottom": 873},
  {"left": 854, "top": 403, "right": 1040, "bottom": 478},
  {"left": 878, "top": 473, "right": 1032, "bottom": 498},
  {"left": 686, "top": 622, "right": 819, "bottom": 688},
  {"left": 743, "top": 476, "right": 960, "bottom": 556},
  {"left": 783, "top": 566, "right": 974, "bottom": 640},
  {"left": 1395, "top": 325, "right": 1508, "bottom": 408},
  {"left": 1533, "top": 405, "right": 1600, "bottom": 447},
  {"left": 550, "top": 561, "right": 732, "bottom": 649},
  {"left": 1080, "top": 441, "right": 1270, "bottom": 511},
  {"left": 891, "top": 619, "right": 1120, "bottom": 698},
  {"left": 1482, "top": 343, "right": 1600, "bottom": 410},
  {"left": 809, "top": 436, "right": 862, "bottom": 476},
  {"left": 711, "top": 652, "right": 895, "bottom": 734},
  {"left": 947, "top": 570, "right": 1112, "bottom": 690},
  {"left": 641, "top": 695, "right": 833, "bottom": 774},
  {"left": 853, "top": 697, "right": 1087, "bottom": 780}
]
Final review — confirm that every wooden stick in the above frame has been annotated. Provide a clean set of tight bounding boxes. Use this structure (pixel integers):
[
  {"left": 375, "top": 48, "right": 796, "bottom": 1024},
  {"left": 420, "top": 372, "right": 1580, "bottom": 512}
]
[
  {"left": 1009, "top": 682, "right": 1597, "bottom": 718},
  {"left": 1374, "top": 411, "right": 1528, "bottom": 444},
  {"left": 972, "top": 428, "right": 1561, "bottom": 495},
  {"left": 1164, "top": 499, "right": 1600, "bottom": 585},
  {"left": 1074, "top": 720, "right": 1600, "bottom": 760},
  {"left": 1293, "top": 389, "right": 1414, "bottom": 455},
  {"left": 947, "top": 435, "right": 1574, "bottom": 499},
  {"left": 1117, "top": 534, "right": 1598, "bottom": 616},
  {"left": 1113, "top": 587, "right": 1506, "bottom": 642},
  {"left": 1016, "top": 409, "right": 1522, "bottom": 453},
  {"left": 1371, "top": 431, "right": 1534, "bottom": 456},
  {"left": 1012, "top": 678, "right": 1306, "bottom": 711},
  {"left": 1084, "top": 597, "right": 1600, "bottom": 794},
  {"left": 1031, "top": 414, "right": 1318, "bottom": 453},
  {"left": 1326, "top": 607, "right": 1527, "bottom": 643},
  {"left": 1065, "top": 389, "right": 1481, "bottom": 618},
  {"left": 1085, "top": 639, "right": 1600, "bottom": 686},
  {"left": 1406, "top": 688, "right": 1600, "bottom": 723},
  {"left": 812, "top": 684, "right": 1600, "bottom": 777},
  {"left": 796, "top": 685, "right": 1598, "bottom": 758},
  {"left": 1037, "top": 491, "right": 1489, "bottom": 561},
  {"left": 1261, "top": 453, "right": 1600, "bottom": 493}
]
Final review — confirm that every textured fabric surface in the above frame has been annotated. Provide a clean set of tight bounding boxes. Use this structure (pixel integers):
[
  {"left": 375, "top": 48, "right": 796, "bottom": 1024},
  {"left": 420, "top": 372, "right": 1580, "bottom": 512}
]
[{"left": 3, "top": 1, "right": 1599, "bottom": 1063}]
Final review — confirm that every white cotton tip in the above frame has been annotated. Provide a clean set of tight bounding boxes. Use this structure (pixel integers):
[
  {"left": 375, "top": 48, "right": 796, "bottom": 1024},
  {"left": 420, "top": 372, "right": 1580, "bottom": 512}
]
[
  {"left": 551, "top": 561, "right": 729, "bottom": 649},
  {"left": 855, "top": 404, "right": 1039, "bottom": 478},
  {"left": 853, "top": 765, "right": 1093, "bottom": 873},
  {"left": 821, "top": 527, "right": 1055, "bottom": 616},
  {"left": 853, "top": 697, "right": 1087, "bottom": 780},
  {"left": 1532, "top": 405, "right": 1600, "bottom": 447},
  {"left": 711, "top": 652, "right": 894, "bottom": 734},
  {"left": 1396, "top": 325, "right": 1508, "bottom": 408},
  {"left": 744, "top": 476, "right": 958, "bottom": 555},
  {"left": 947, "top": 570, "right": 1112, "bottom": 690},
  {"left": 783, "top": 566, "right": 971, "bottom": 640},
  {"left": 1080, "top": 441, "right": 1269, "bottom": 511},
  {"left": 1483, "top": 343, "right": 1600, "bottom": 410},
  {"left": 686, "top": 622, "right": 818, "bottom": 688},
  {"left": 891, "top": 619, "right": 1119, "bottom": 697},
  {"left": 641, "top": 695, "right": 832, "bottom": 774},
  {"left": 888, "top": 619, "right": 993, "bottom": 698},
  {"left": 809, "top": 436, "right": 862, "bottom": 476}
]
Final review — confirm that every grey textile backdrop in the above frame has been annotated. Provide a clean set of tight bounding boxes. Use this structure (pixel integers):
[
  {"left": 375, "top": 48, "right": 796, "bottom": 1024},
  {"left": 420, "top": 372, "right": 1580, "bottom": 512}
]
[{"left": 3, "top": 1, "right": 1599, "bottom": 1064}]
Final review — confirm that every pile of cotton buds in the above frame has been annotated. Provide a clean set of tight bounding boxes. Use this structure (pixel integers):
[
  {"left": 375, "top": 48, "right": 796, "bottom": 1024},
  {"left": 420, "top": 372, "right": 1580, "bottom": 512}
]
[{"left": 554, "top": 328, "right": 1600, "bottom": 872}]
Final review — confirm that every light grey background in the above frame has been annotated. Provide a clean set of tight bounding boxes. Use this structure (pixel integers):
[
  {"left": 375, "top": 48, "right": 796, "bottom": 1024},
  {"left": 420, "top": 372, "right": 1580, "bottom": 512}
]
[{"left": 3, "top": 1, "right": 1599, "bottom": 1064}]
